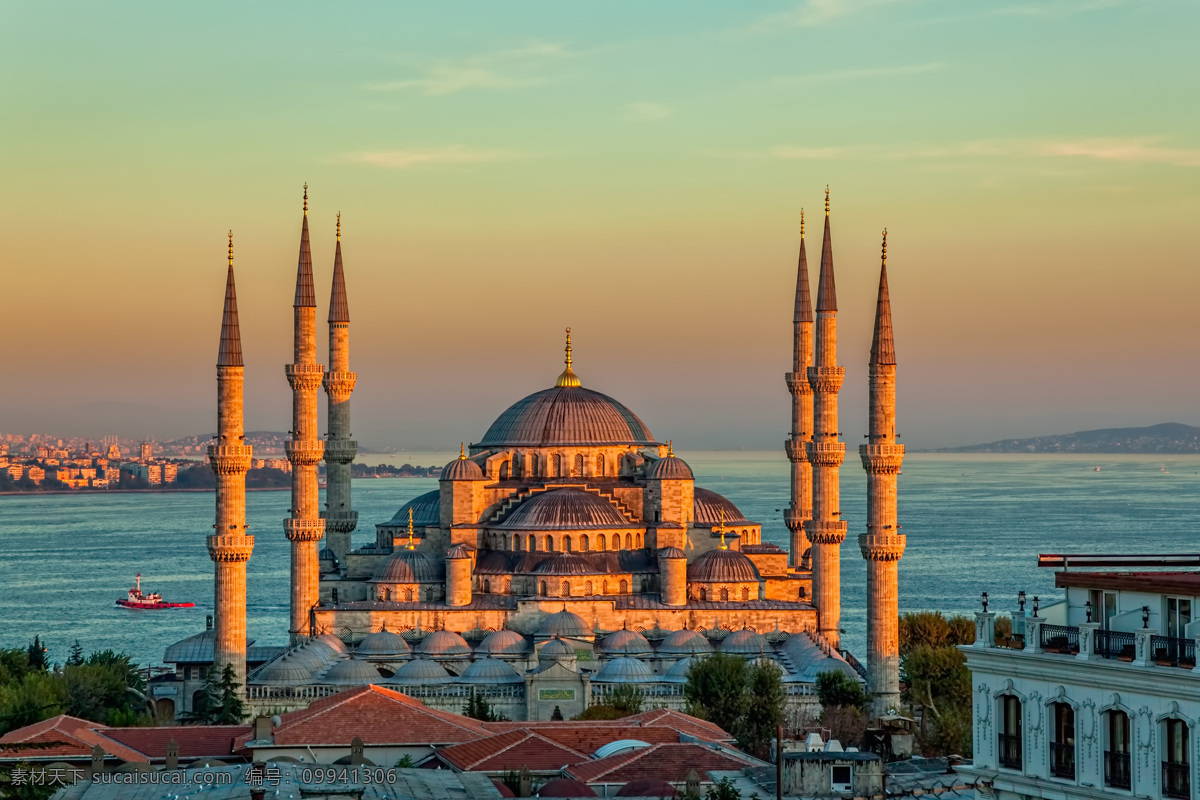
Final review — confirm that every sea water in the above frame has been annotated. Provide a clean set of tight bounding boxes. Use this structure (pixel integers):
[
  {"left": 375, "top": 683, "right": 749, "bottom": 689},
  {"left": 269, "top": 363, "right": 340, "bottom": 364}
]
[{"left": 1, "top": 452, "right": 1197, "bottom": 668}]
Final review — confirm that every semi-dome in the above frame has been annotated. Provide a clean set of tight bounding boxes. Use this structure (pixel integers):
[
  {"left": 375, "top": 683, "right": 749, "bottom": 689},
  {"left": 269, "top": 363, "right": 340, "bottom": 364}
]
[
  {"left": 593, "top": 657, "right": 655, "bottom": 683},
  {"left": 658, "top": 546, "right": 686, "bottom": 560},
  {"left": 599, "top": 628, "right": 652, "bottom": 655},
  {"left": 254, "top": 655, "right": 320, "bottom": 685},
  {"left": 657, "top": 629, "right": 712, "bottom": 655},
  {"left": 446, "top": 543, "right": 473, "bottom": 559},
  {"left": 646, "top": 454, "right": 693, "bottom": 481},
  {"left": 322, "top": 658, "right": 382, "bottom": 685},
  {"left": 479, "top": 629, "right": 530, "bottom": 657},
  {"left": 477, "top": 385, "right": 657, "bottom": 448},
  {"left": 417, "top": 630, "right": 472, "bottom": 658},
  {"left": 693, "top": 488, "right": 751, "bottom": 525},
  {"left": 372, "top": 549, "right": 439, "bottom": 583},
  {"left": 687, "top": 549, "right": 760, "bottom": 583},
  {"left": 382, "top": 490, "right": 440, "bottom": 528},
  {"left": 498, "top": 489, "right": 630, "bottom": 531},
  {"left": 721, "top": 628, "right": 770, "bottom": 655},
  {"left": 441, "top": 452, "right": 485, "bottom": 481},
  {"left": 533, "top": 553, "right": 602, "bottom": 575},
  {"left": 356, "top": 627, "right": 411, "bottom": 658},
  {"left": 459, "top": 657, "right": 522, "bottom": 684},
  {"left": 539, "top": 637, "right": 577, "bottom": 661},
  {"left": 387, "top": 658, "right": 450, "bottom": 684},
  {"left": 539, "top": 608, "right": 590, "bottom": 638}
]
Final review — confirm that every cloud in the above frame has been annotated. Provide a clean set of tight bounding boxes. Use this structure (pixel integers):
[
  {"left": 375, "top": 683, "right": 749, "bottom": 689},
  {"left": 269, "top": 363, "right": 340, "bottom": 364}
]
[
  {"left": 772, "top": 62, "right": 944, "bottom": 86},
  {"left": 743, "top": 0, "right": 913, "bottom": 32},
  {"left": 1034, "top": 138, "right": 1200, "bottom": 167},
  {"left": 371, "top": 40, "right": 570, "bottom": 96},
  {"left": 625, "top": 102, "right": 673, "bottom": 121},
  {"left": 342, "top": 147, "right": 523, "bottom": 169}
]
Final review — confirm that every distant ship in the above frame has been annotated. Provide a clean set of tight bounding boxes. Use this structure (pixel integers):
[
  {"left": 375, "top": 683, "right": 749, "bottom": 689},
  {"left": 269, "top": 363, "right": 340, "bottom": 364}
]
[{"left": 115, "top": 574, "right": 194, "bottom": 610}]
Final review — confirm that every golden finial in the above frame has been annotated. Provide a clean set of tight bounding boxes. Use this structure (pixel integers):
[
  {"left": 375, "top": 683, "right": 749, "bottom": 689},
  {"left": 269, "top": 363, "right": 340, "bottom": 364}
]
[
  {"left": 336, "top": 212, "right": 341, "bottom": 241},
  {"left": 715, "top": 507, "right": 730, "bottom": 550},
  {"left": 800, "top": 209, "right": 805, "bottom": 239},
  {"left": 303, "top": 183, "right": 308, "bottom": 215},
  {"left": 825, "top": 186, "right": 830, "bottom": 216},
  {"left": 459, "top": 443, "right": 466, "bottom": 460},
  {"left": 406, "top": 507, "right": 415, "bottom": 550},
  {"left": 227, "top": 231, "right": 233, "bottom": 267},
  {"left": 667, "top": 440, "right": 674, "bottom": 458},
  {"left": 555, "top": 327, "right": 581, "bottom": 388},
  {"left": 881, "top": 228, "right": 887, "bottom": 265}
]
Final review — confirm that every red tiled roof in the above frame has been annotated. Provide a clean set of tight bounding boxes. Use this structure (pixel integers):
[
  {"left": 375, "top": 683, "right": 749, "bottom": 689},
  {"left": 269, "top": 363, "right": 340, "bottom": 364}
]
[
  {"left": 480, "top": 709, "right": 732, "bottom": 744},
  {"left": 620, "top": 709, "right": 733, "bottom": 741},
  {"left": 539, "top": 777, "right": 597, "bottom": 797},
  {"left": 437, "top": 729, "right": 588, "bottom": 772},
  {"left": 97, "top": 726, "right": 250, "bottom": 760},
  {"left": 566, "top": 742, "right": 758, "bottom": 785},
  {"left": 0, "top": 716, "right": 145, "bottom": 762},
  {"left": 235, "top": 685, "right": 487, "bottom": 749}
]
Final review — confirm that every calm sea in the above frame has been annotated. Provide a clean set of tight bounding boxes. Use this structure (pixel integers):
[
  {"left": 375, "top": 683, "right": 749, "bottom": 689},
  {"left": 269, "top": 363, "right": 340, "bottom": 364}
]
[{"left": 2, "top": 452, "right": 1197, "bottom": 668}]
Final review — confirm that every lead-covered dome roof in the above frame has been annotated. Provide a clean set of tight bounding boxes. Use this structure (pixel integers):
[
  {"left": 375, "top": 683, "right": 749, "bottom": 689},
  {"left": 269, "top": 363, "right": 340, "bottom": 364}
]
[
  {"left": 599, "top": 628, "right": 652, "bottom": 655},
  {"left": 441, "top": 454, "right": 485, "bottom": 481},
  {"left": 498, "top": 489, "right": 631, "bottom": 531},
  {"left": 539, "top": 609, "right": 590, "bottom": 638},
  {"left": 687, "top": 549, "right": 760, "bottom": 583},
  {"left": 323, "top": 658, "right": 383, "bottom": 685},
  {"left": 534, "top": 553, "right": 603, "bottom": 575},
  {"left": 478, "top": 386, "right": 657, "bottom": 448},
  {"left": 416, "top": 630, "right": 472, "bottom": 658},
  {"left": 647, "top": 455, "right": 693, "bottom": 480},
  {"left": 372, "top": 549, "right": 439, "bottom": 583},
  {"left": 693, "top": 488, "right": 752, "bottom": 525},
  {"left": 593, "top": 657, "right": 655, "bottom": 683},
  {"left": 382, "top": 490, "right": 440, "bottom": 528},
  {"left": 387, "top": 658, "right": 450, "bottom": 684},
  {"left": 721, "top": 628, "right": 769, "bottom": 654},
  {"left": 356, "top": 627, "right": 411, "bottom": 657},
  {"left": 459, "top": 657, "right": 523, "bottom": 684},
  {"left": 658, "top": 629, "right": 712, "bottom": 655},
  {"left": 479, "top": 629, "right": 530, "bottom": 657}
]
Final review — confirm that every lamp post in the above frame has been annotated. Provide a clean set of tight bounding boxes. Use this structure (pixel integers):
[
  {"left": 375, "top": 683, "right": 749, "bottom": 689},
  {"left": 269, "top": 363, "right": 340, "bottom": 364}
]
[
  {"left": 982, "top": 591, "right": 989, "bottom": 613},
  {"left": 1018, "top": 591, "right": 1026, "bottom": 613}
]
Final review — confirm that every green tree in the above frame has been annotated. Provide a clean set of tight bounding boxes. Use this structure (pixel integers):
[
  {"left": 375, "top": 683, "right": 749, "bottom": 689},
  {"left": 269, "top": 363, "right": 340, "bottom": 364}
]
[
  {"left": 63, "top": 663, "right": 129, "bottom": 723},
  {"left": 607, "top": 684, "right": 644, "bottom": 715},
  {"left": 183, "top": 667, "right": 223, "bottom": 725},
  {"left": 394, "top": 755, "right": 415, "bottom": 768},
  {"left": 0, "top": 649, "right": 33, "bottom": 686},
  {"left": 0, "top": 673, "right": 67, "bottom": 735},
  {"left": 737, "top": 660, "right": 785, "bottom": 758},
  {"left": 928, "top": 704, "right": 972, "bottom": 757},
  {"left": 25, "top": 638, "right": 46, "bottom": 672},
  {"left": 815, "top": 670, "right": 867, "bottom": 711},
  {"left": 463, "top": 689, "right": 503, "bottom": 722},
  {"left": 684, "top": 653, "right": 748, "bottom": 736},
  {"left": 705, "top": 776, "right": 742, "bottom": 800},
  {"left": 901, "top": 644, "right": 971, "bottom": 713},
  {"left": 899, "top": 611, "right": 974, "bottom": 654},
  {"left": 67, "top": 641, "right": 84, "bottom": 667},
  {"left": 216, "top": 664, "right": 246, "bottom": 723}
]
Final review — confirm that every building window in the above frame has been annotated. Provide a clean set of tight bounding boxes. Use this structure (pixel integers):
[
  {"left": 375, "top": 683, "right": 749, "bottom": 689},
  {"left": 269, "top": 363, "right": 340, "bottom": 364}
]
[
  {"left": 720, "top": 588, "right": 729, "bottom": 602},
  {"left": 620, "top": 579, "right": 628, "bottom": 594},
  {"left": 513, "top": 534, "right": 521, "bottom": 552},
  {"left": 528, "top": 534, "right": 536, "bottom": 552},
  {"left": 553, "top": 454, "right": 562, "bottom": 477},
  {"left": 564, "top": 535, "right": 572, "bottom": 552},
  {"left": 1164, "top": 718, "right": 1190, "bottom": 800},
  {"left": 1104, "top": 710, "right": 1131, "bottom": 789},
  {"left": 546, "top": 537, "right": 555, "bottom": 552},
  {"left": 499, "top": 460, "right": 510, "bottom": 480},
  {"left": 1050, "top": 702, "right": 1076, "bottom": 780},
  {"left": 530, "top": 453, "right": 539, "bottom": 477},
  {"left": 574, "top": 454, "right": 584, "bottom": 476},
  {"left": 999, "top": 695, "right": 1023, "bottom": 770},
  {"left": 742, "top": 587, "right": 751, "bottom": 601},
  {"left": 483, "top": 580, "right": 491, "bottom": 593},
  {"left": 581, "top": 534, "right": 589, "bottom": 552},
  {"left": 1167, "top": 597, "right": 1193, "bottom": 638},
  {"left": 831, "top": 765, "right": 853, "bottom": 793},
  {"left": 699, "top": 588, "right": 707, "bottom": 601},
  {"left": 624, "top": 533, "right": 632, "bottom": 549},
  {"left": 405, "top": 588, "right": 413, "bottom": 601},
  {"left": 540, "top": 581, "right": 548, "bottom": 597},
  {"left": 597, "top": 453, "right": 605, "bottom": 476},
  {"left": 385, "top": 589, "right": 392, "bottom": 602},
  {"left": 425, "top": 587, "right": 434, "bottom": 602},
  {"left": 585, "top": 581, "right": 593, "bottom": 595},
  {"left": 603, "top": 580, "right": 609, "bottom": 595},
  {"left": 561, "top": 581, "right": 570, "bottom": 597},
  {"left": 598, "top": 534, "right": 606, "bottom": 551}
]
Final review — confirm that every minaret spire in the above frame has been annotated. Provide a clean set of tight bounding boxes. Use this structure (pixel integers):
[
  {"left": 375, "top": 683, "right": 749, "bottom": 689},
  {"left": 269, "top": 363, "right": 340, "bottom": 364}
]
[
  {"left": 805, "top": 186, "right": 847, "bottom": 648},
  {"left": 285, "top": 185, "right": 326, "bottom": 645},
  {"left": 322, "top": 212, "right": 358, "bottom": 566},
  {"left": 208, "top": 232, "right": 254, "bottom": 688},
  {"left": 785, "top": 208, "right": 815, "bottom": 571},
  {"left": 860, "top": 227, "right": 905, "bottom": 719}
]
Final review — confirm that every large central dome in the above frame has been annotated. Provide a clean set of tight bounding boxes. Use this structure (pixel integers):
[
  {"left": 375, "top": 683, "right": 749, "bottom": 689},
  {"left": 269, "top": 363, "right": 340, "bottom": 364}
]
[{"left": 478, "top": 385, "right": 657, "bottom": 448}]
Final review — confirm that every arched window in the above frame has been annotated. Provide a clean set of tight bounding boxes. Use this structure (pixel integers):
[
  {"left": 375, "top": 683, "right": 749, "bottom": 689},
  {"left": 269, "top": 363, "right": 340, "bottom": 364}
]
[
  {"left": 597, "top": 453, "right": 605, "bottom": 476},
  {"left": 637, "top": 533, "right": 643, "bottom": 548},
  {"left": 1104, "top": 710, "right": 1131, "bottom": 789},
  {"left": 546, "top": 537, "right": 555, "bottom": 553},
  {"left": 742, "top": 587, "right": 751, "bottom": 601},
  {"left": 619, "top": 579, "right": 628, "bottom": 594},
  {"left": 1050, "top": 702, "right": 1076, "bottom": 780},
  {"left": 574, "top": 453, "right": 584, "bottom": 476},
  {"left": 561, "top": 581, "right": 570, "bottom": 597},
  {"left": 564, "top": 535, "right": 572, "bottom": 552},
  {"left": 603, "top": 580, "right": 609, "bottom": 595},
  {"left": 585, "top": 581, "right": 593, "bottom": 595},
  {"left": 540, "top": 581, "right": 548, "bottom": 597},
  {"left": 720, "top": 588, "right": 729, "bottom": 602},
  {"left": 484, "top": 580, "right": 491, "bottom": 593},
  {"left": 528, "top": 534, "right": 536, "bottom": 552},
  {"left": 425, "top": 587, "right": 434, "bottom": 602},
  {"left": 405, "top": 588, "right": 413, "bottom": 601},
  {"left": 553, "top": 454, "right": 562, "bottom": 477},
  {"left": 513, "top": 534, "right": 521, "bottom": 551},
  {"left": 625, "top": 533, "right": 632, "bottom": 549},
  {"left": 597, "top": 534, "right": 606, "bottom": 550},
  {"left": 499, "top": 461, "right": 510, "bottom": 480},
  {"left": 1165, "top": 718, "right": 1189, "bottom": 798},
  {"left": 699, "top": 588, "right": 707, "bottom": 601},
  {"left": 581, "top": 534, "right": 590, "bottom": 552},
  {"left": 999, "top": 695, "right": 1023, "bottom": 770},
  {"left": 385, "top": 588, "right": 392, "bottom": 601},
  {"left": 530, "top": 453, "right": 539, "bottom": 477}
]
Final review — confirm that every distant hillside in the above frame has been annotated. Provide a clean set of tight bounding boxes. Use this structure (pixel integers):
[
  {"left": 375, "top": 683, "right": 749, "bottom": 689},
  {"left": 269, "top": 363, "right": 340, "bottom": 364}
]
[{"left": 934, "top": 423, "right": 1200, "bottom": 454}]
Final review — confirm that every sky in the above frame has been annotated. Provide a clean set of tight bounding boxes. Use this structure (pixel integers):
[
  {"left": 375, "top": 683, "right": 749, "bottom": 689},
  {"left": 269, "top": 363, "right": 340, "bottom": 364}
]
[{"left": 1, "top": 0, "right": 1198, "bottom": 452}]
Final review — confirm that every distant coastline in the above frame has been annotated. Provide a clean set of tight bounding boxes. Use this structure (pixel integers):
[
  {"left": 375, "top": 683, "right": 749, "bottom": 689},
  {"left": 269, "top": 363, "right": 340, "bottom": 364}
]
[{"left": 921, "top": 422, "right": 1200, "bottom": 454}]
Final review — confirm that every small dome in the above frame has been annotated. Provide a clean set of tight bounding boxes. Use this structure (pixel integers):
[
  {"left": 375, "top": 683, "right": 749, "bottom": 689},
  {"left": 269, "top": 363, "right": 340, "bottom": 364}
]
[
  {"left": 314, "top": 633, "right": 349, "bottom": 654},
  {"left": 539, "top": 637, "right": 577, "bottom": 661},
  {"left": 459, "top": 658, "right": 522, "bottom": 684},
  {"left": 537, "top": 777, "right": 597, "bottom": 798},
  {"left": 417, "top": 630, "right": 472, "bottom": 658},
  {"left": 372, "top": 549, "right": 440, "bottom": 583},
  {"left": 254, "top": 655, "right": 319, "bottom": 685},
  {"left": 693, "top": 488, "right": 751, "bottom": 525},
  {"left": 618, "top": 779, "right": 678, "bottom": 797},
  {"left": 356, "top": 627, "right": 411, "bottom": 658},
  {"left": 687, "top": 549, "right": 760, "bottom": 583},
  {"left": 382, "top": 490, "right": 440, "bottom": 528},
  {"left": 600, "top": 628, "right": 651, "bottom": 656},
  {"left": 646, "top": 455, "right": 693, "bottom": 481},
  {"left": 318, "top": 547, "right": 337, "bottom": 562},
  {"left": 539, "top": 608, "right": 590, "bottom": 638},
  {"left": 665, "top": 657, "right": 696, "bottom": 681},
  {"left": 534, "top": 553, "right": 601, "bottom": 575},
  {"left": 721, "top": 628, "right": 769, "bottom": 655},
  {"left": 387, "top": 658, "right": 450, "bottom": 684},
  {"left": 441, "top": 454, "right": 485, "bottom": 481},
  {"left": 498, "top": 488, "right": 631, "bottom": 531},
  {"left": 293, "top": 643, "right": 337, "bottom": 668},
  {"left": 322, "top": 658, "right": 382, "bottom": 686},
  {"left": 480, "top": 629, "right": 530, "bottom": 657},
  {"left": 658, "top": 546, "right": 686, "bottom": 559},
  {"left": 447, "top": 543, "right": 473, "bottom": 559},
  {"left": 593, "top": 657, "right": 655, "bottom": 683},
  {"left": 658, "top": 629, "right": 712, "bottom": 655}
]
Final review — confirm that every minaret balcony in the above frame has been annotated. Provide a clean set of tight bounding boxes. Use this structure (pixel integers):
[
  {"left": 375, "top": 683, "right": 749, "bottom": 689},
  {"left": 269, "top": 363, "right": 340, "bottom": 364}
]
[
  {"left": 858, "top": 532, "right": 906, "bottom": 561},
  {"left": 859, "top": 443, "right": 905, "bottom": 473},
  {"left": 208, "top": 445, "right": 253, "bottom": 473},
  {"left": 285, "top": 440, "right": 325, "bottom": 465},
  {"left": 321, "top": 509, "right": 359, "bottom": 533},
  {"left": 785, "top": 373, "right": 813, "bottom": 395},
  {"left": 322, "top": 439, "right": 358, "bottom": 464},
  {"left": 285, "top": 363, "right": 326, "bottom": 391},
  {"left": 807, "top": 366, "right": 845, "bottom": 393},
  {"left": 283, "top": 518, "right": 326, "bottom": 542},
  {"left": 806, "top": 441, "right": 846, "bottom": 467},
  {"left": 207, "top": 533, "right": 255, "bottom": 562},
  {"left": 784, "top": 439, "right": 811, "bottom": 461},
  {"left": 323, "top": 370, "right": 357, "bottom": 398},
  {"left": 805, "top": 519, "right": 847, "bottom": 544}
]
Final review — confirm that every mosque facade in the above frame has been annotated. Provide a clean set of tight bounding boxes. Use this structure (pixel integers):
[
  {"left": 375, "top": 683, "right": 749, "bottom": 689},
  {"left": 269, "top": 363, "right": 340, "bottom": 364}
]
[{"left": 158, "top": 188, "right": 904, "bottom": 724}]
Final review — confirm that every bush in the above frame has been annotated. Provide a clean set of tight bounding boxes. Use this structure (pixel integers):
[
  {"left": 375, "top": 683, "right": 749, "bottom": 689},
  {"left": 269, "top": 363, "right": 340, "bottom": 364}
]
[
  {"left": 816, "top": 670, "right": 867, "bottom": 711},
  {"left": 820, "top": 703, "right": 868, "bottom": 749}
]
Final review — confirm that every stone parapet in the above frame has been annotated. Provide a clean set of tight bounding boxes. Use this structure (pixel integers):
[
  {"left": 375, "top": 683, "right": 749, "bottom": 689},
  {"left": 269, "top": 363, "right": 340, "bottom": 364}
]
[
  {"left": 323, "top": 439, "right": 358, "bottom": 464},
  {"left": 806, "top": 365, "right": 845, "bottom": 393},
  {"left": 323, "top": 370, "right": 357, "bottom": 400},
  {"left": 783, "top": 508, "right": 809, "bottom": 533},
  {"left": 785, "top": 372, "right": 813, "bottom": 395},
  {"left": 858, "top": 443, "right": 905, "bottom": 474},
  {"left": 806, "top": 441, "right": 846, "bottom": 467},
  {"left": 805, "top": 519, "right": 847, "bottom": 544},
  {"left": 784, "top": 438, "right": 809, "bottom": 462},
  {"left": 283, "top": 517, "right": 326, "bottom": 542},
  {"left": 858, "top": 532, "right": 906, "bottom": 561},
  {"left": 285, "top": 362, "right": 326, "bottom": 391},
  {"left": 208, "top": 445, "right": 253, "bottom": 474},
  {"left": 322, "top": 509, "right": 359, "bottom": 533},
  {"left": 284, "top": 439, "right": 325, "bottom": 465},
  {"left": 207, "top": 534, "right": 255, "bottom": 562}
]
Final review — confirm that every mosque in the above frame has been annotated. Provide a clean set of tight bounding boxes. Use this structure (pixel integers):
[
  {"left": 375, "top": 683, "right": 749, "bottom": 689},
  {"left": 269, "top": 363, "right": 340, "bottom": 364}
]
[{"left": 157, "top": 188, "right": 905, "bottom": 724}]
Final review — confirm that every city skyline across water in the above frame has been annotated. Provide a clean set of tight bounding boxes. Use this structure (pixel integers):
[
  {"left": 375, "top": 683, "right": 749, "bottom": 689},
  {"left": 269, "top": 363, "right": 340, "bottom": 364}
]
[{"left": 3, "top": 452, "right": 1197, "bottom": 669}]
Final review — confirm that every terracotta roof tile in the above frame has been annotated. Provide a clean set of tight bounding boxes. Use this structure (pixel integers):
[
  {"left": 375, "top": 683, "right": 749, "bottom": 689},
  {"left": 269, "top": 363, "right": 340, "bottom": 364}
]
[
  {"left": 438, "top": 729, "right": 588, "bottom": 772},
  {"left": 0, "top": 716, "right": 146, "bottom": 762},
  {"left": 566, "top": 742, "right": 759, "bottom": 784},
  {"left": 96, "top": 725, "right": 250, "bottom": 760}
]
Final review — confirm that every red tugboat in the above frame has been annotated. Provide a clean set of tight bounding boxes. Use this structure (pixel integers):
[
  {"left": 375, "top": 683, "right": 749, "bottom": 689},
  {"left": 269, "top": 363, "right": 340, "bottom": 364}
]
[{"left": 116, "top": 574, "right": 195, "bottom": 610}]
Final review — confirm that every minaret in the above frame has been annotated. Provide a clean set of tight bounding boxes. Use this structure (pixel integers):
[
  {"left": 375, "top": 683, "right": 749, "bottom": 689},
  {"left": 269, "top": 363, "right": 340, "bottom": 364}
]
[
  {"left": 322, "top": 213, "right": 358, "bottom": 564},
  {"left": 284, "top": 185, "right": 326, "bottom": 644},
  {"left": 804, "top": 188, "right": 847, "bottom": 648},
  {"left": 208, "top": 232, "right": 254, "bottom": 687},
  {"left": 859, "top": 230, "right": 905, "bottom": 718},
  {"left": 784, "top": 210, "right": 814, "bottom": 570}
]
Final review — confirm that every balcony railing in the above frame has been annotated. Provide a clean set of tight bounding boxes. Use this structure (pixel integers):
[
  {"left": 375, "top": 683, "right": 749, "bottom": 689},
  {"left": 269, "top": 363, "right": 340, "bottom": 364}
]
[
  {"left": 1050, "top": 742, "right": 1076, "bottom": 780},
  {"left": 1153, "top": 636, "right": 1197, "bottom": 669},
  {"left": 1040, "top": 624, "right": 1080, "bottom": 655},
  {"left": 1094, "top": 629, "right": 1137, "bottom": 661},
  {"left": 1104, "top": 750, "right": 1131, "bottom": 790},
  {"left": 1164, "top": 760, "right": 1190, "bottom": 800},
  {"left": 999, "top": 733, "right": 1023, "bottom": 770}
]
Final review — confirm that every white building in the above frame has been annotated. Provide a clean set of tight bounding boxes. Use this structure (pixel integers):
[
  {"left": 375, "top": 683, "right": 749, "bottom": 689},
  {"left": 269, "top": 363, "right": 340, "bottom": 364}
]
[{"left": 959, "top": 555, "right": 1200, "bottom": 800}]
